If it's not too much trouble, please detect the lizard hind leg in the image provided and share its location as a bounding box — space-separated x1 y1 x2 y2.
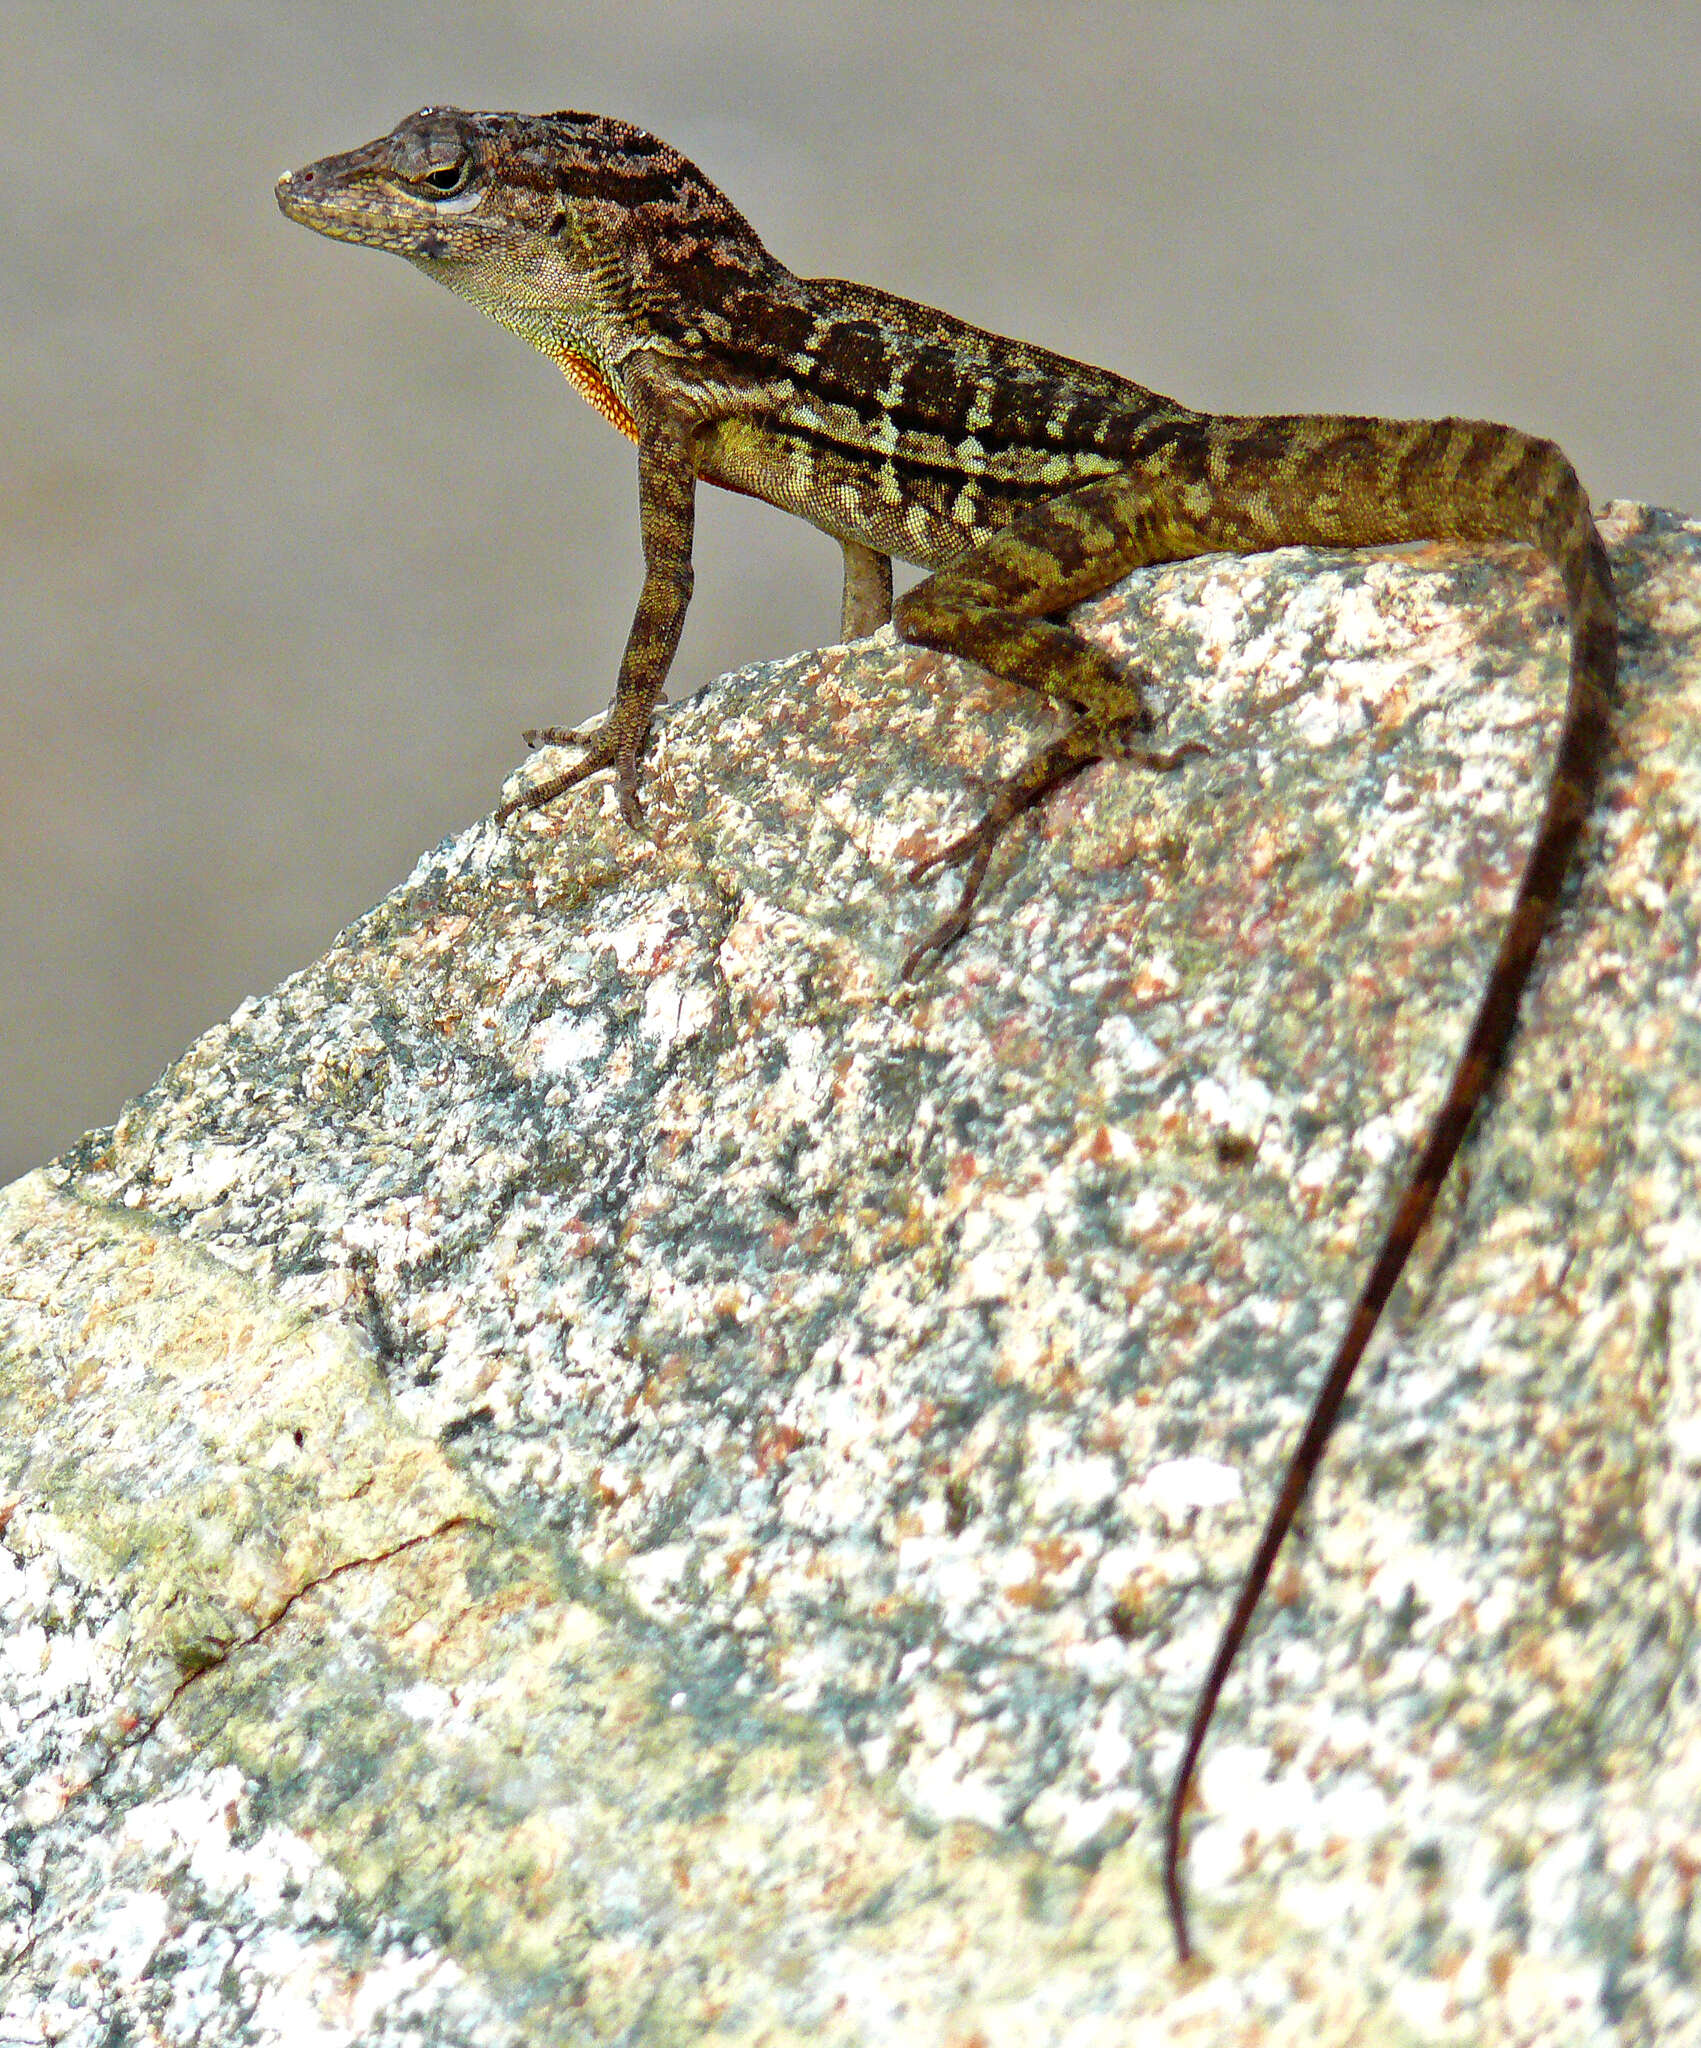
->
893 503 1206 978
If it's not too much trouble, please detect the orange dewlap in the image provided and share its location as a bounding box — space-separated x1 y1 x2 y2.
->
553 346 638 440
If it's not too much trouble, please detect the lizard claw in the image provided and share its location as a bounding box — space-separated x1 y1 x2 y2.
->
901 815 1003 979
908 817 994 886
899 728 1207 978
495 725 644 825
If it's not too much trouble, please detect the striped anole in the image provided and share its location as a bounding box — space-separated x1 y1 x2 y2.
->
277 107 1617 1961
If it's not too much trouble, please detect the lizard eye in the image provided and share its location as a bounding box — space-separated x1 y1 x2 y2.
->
423 159 470 196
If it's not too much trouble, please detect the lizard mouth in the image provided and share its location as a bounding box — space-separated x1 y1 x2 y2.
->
275 162 463 257
276 169 384 249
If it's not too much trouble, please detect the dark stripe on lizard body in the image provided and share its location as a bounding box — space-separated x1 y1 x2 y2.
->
698 411 1132 564
277 107 1618 1966
703 333 1180 495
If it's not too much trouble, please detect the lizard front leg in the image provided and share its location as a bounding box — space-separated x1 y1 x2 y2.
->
839 539 894 640
497 426 698 825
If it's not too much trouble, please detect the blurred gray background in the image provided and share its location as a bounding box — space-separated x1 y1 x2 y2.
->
3 0 1698 1182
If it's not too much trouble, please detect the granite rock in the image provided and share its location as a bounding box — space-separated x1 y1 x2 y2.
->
3 503 1698 2044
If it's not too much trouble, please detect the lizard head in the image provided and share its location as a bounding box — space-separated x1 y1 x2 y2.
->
277 107 784 377
276 107 618 351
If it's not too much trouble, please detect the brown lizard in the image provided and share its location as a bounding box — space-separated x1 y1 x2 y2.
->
276 107 1617 1962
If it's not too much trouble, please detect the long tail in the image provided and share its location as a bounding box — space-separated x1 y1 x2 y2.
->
1161 419 1617 1962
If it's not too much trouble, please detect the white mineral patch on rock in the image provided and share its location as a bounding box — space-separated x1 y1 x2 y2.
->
1139 1456 1243 1523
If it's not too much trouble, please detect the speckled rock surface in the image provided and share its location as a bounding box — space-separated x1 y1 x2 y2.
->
3 502 1698 2045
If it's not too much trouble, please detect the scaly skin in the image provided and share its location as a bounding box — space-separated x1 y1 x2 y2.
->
278 107 1617 1962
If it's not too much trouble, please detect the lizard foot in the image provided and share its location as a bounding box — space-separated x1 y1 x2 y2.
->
899 728 1208 980
496 724 644 828
901 813 1004 979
